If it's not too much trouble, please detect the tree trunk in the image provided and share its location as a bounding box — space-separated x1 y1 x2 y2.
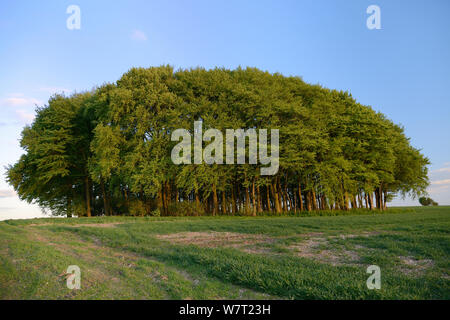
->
231 185 237 215
351 194 357 209
368 192 374 210
306 191 312 211
252 180 257 216
245 186 251 215
343 192 349 210
222 190 227 215
283 182 290 211
85 176 91 217
276 177 283 212
378 185 383 210
236 184 241 213
195 189 201 211
212 183 218 216
100 179 110 216
311 189 318 210
321 194 329 210
271 182 282 213
257 184 262 213
165 181 171 213
298 182 304 211
358 193 363 208
158 187 164 214
161 183 167 215
293 190 297 212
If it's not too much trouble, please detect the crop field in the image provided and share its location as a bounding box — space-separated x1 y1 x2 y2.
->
0 206 449 300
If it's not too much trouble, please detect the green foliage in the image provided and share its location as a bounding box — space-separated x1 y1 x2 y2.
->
6 66 430 217
419 197 439 206
167 201 206 216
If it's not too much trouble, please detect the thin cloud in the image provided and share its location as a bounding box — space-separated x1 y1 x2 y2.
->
0 189 16 198
431 179 450 186
131 29 148 41
16 109 35 124
39 87 72 94
428 184 449 194
432 167 450 173
1 95 42 107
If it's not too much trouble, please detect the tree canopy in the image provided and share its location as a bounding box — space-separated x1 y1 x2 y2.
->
6 66 430 217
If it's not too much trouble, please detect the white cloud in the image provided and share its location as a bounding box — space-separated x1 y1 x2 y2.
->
0 189 16 198
16 109 35 124
2 96 41 107
427 177 450 198
428 184 449 194
39 87 72 94
131 29 148 41
431 179 450 186
1 93 42 109
432 166 450 173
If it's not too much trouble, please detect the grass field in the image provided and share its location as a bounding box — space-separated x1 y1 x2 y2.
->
0 206 449 300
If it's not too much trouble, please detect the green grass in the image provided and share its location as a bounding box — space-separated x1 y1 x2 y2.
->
0 206 449 299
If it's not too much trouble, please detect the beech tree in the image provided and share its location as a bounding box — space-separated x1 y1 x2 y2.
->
7 66 430 217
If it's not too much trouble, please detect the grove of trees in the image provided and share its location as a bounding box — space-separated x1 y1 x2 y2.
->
6 66 430 217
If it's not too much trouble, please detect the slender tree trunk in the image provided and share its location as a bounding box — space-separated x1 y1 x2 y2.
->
283 181 290 211
374 188 379 210
358 193 363 208
236 184 241 213
306 191 312 211
257 184 262 213
321 194 329 210
293 190 297 212
378 185 383 210
222 190 227 215
165 181 171 213
252 180 257 216
312 189 318 210
161 183 166 214
195 189 201 211
212 183 218 216
158 187 164 214
245 186 251 215
231 185 237 215
298 182 304 211
100 179 109 216
343 192 349 210
368 192 374 210
351 195 357 209
266 185 271 212
85 176 91 217
276 177 283 212
271 182 282 213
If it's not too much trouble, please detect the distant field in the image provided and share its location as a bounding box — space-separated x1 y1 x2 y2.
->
0 206 449 299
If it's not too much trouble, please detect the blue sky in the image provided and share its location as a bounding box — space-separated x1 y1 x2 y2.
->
1 0 449 220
